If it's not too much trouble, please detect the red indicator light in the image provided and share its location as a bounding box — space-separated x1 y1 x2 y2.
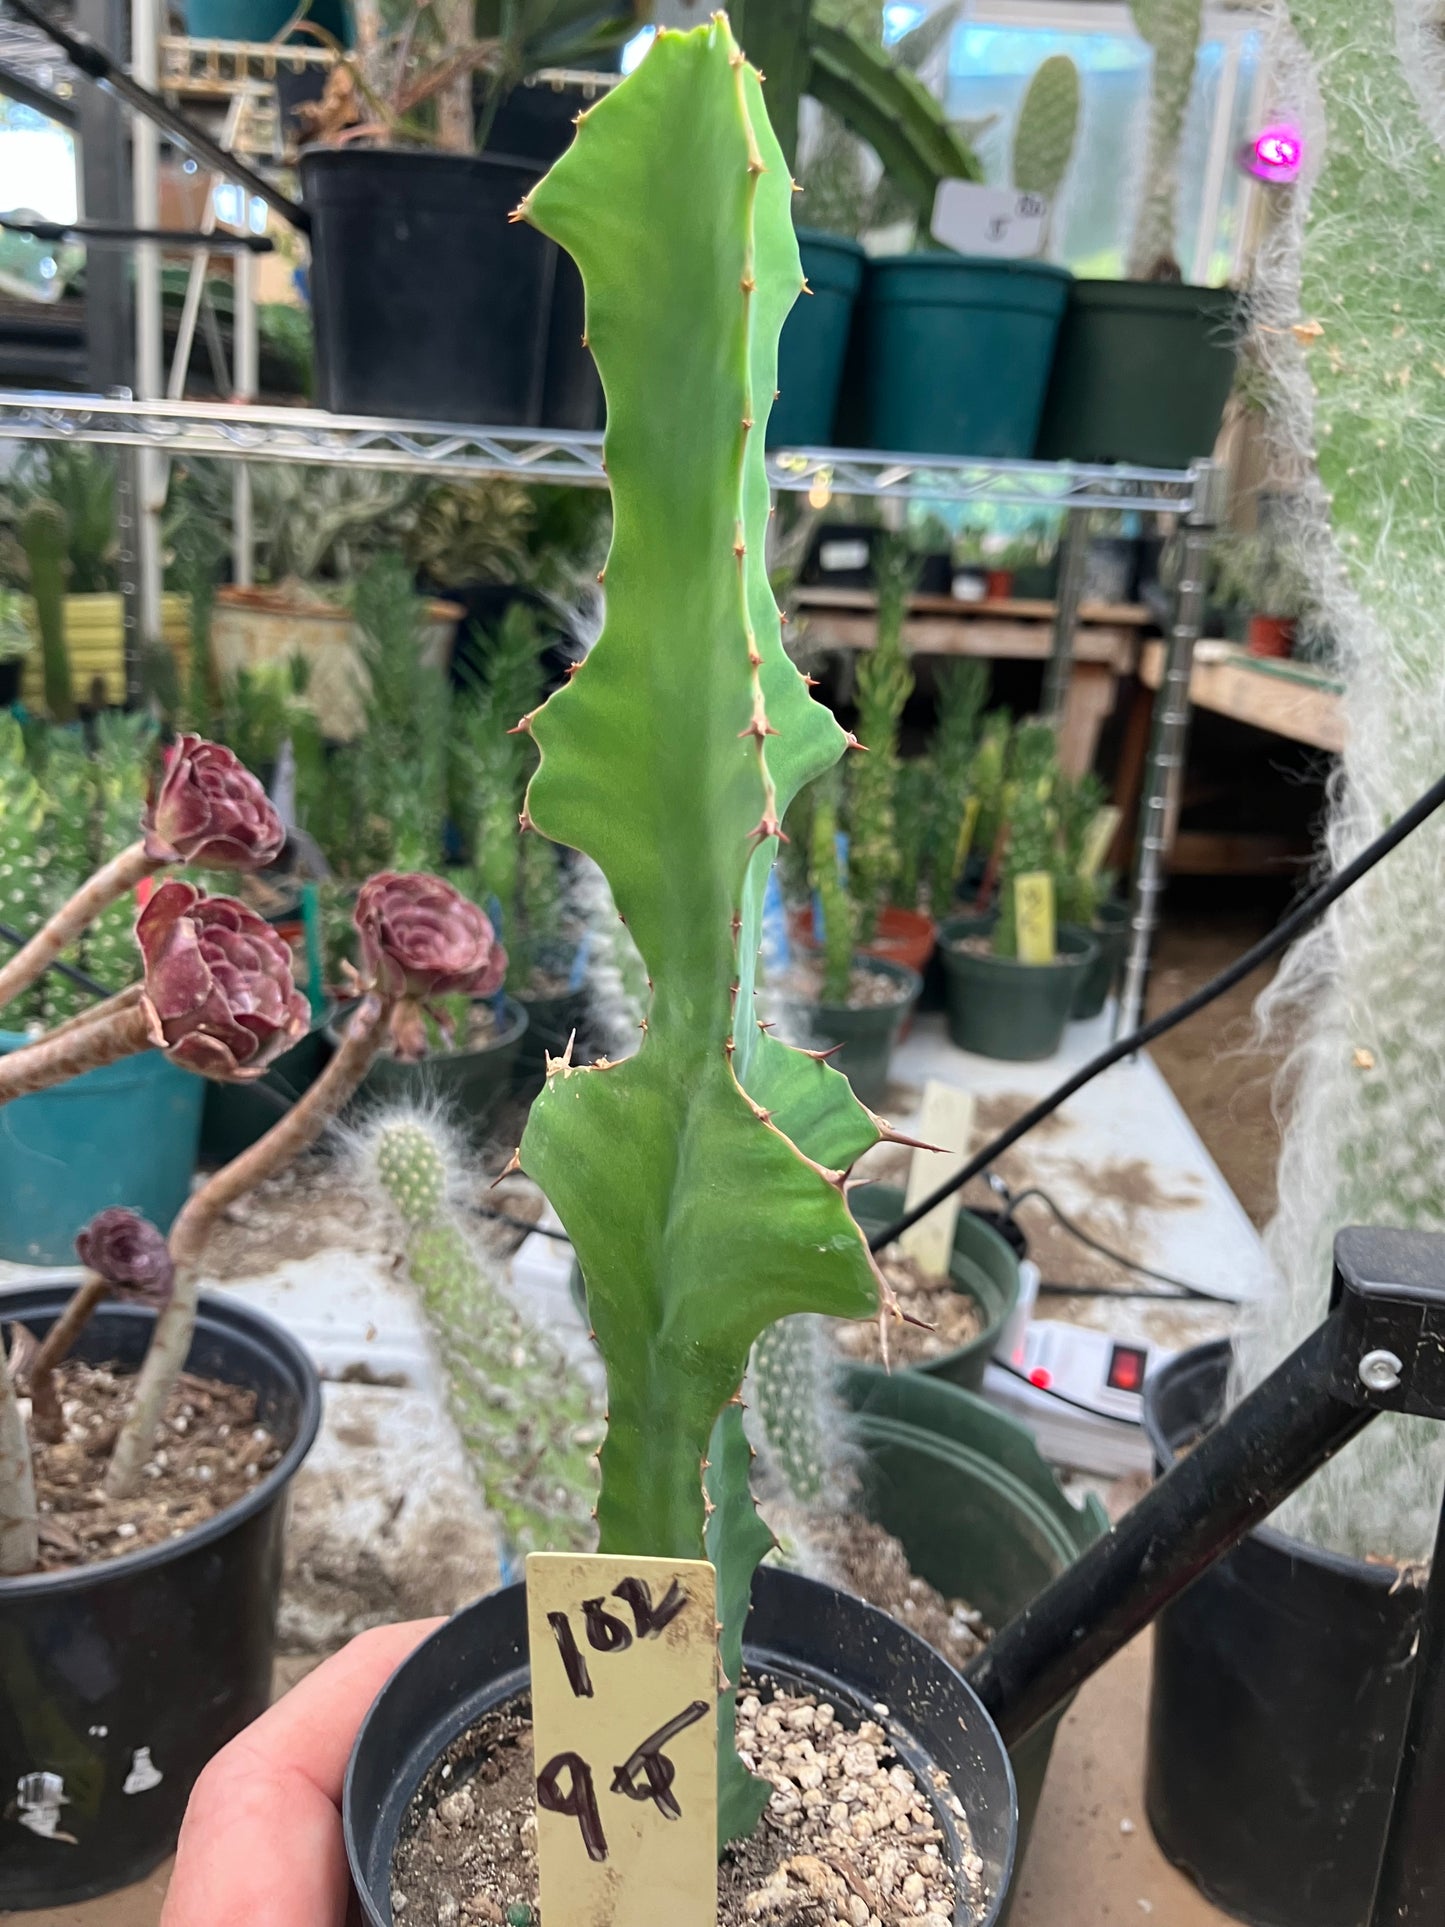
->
1029 1367 1052 1390
1107 1345 1147 1393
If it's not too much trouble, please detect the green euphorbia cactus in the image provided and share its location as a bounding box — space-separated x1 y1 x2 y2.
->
514 16 896 1848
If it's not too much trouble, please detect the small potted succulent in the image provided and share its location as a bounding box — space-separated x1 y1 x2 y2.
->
342 24 1019 1925
0 722 509 1905
940 721 1097 1060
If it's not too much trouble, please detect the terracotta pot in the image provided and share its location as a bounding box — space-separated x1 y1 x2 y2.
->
985 569 1016 601
1246 613 1296 659
209 585 462 740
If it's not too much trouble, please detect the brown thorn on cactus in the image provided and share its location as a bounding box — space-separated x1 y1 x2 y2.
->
507 201 529 224
746 815 787 845
748 647 762 667
791 179 803 195
506 714 533 736
565 658 584 678
877 1127 951 1154
738 718 779 742
801 1041 847 1063
581 332 589 348
700 1457 711 1472
780 611 790 626
727 1390 745 1406
730 911 742 942
802 673 819 689
800 277 813 297
596 567 606 585
845 731 867 752
490 1152 523 1188
757 1018 775 1032
747 157 765 177
724 1037 735 1058
518 807 536 834
741 417 755 432
638 1016 648 1034
733 538 746 559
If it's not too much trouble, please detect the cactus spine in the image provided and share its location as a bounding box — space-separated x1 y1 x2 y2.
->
516 21 890 1847
21 500 74 724
365 1111 600 1554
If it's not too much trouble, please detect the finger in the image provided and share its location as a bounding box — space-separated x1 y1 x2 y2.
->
162 1619 442 1927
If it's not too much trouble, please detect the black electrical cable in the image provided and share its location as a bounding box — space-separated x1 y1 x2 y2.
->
1005 1185 1229 1302
471 1204 571 1241
867 764 1445 1254
991 1355 1141 1427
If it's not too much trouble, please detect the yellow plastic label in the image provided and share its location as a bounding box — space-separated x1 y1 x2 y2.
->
1080 807 1122 879
527 1552 718 1927
1015 871 1056 963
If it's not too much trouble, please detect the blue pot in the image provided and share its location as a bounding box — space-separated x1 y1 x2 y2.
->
0 1033 204 1264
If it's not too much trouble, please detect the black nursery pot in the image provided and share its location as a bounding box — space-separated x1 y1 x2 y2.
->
1143 1341 1423 1927
0 1287 321 1909
300 146 598 428
345 1567 1020 1926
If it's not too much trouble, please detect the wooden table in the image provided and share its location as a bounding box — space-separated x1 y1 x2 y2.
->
793 586 1152 777
1119 640 1345 874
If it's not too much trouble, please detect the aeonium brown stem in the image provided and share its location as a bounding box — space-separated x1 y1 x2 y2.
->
26 1274 109 1445
0 1000 156 1107
37 982 146 1048
0 842 156 1016
0 1326 38 1576
104 992 393 1501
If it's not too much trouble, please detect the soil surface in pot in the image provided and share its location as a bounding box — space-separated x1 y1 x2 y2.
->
390 1682 981 1927
781 965 909 1011
833 1252 985 1370
25 1359 280 1571
802 1514 991 1674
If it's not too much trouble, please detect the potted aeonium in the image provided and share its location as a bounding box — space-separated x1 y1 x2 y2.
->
294 0 649 426
341 26 1017 1925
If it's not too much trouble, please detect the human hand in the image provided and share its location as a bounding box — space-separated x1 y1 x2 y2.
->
161 1619 441 1927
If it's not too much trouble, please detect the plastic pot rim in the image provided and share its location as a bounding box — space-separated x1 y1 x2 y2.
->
0 1289 322 1601
939 920 1098 978
1143 1337 1408 1594
813 955 923 1021
327 994 530 1063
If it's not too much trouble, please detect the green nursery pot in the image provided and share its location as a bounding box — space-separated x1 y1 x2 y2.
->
199 1011 336 1166
940 913 1097 1062
342 997 529 1143
841 1365 1106 1895
1035 279 1239 469
0 1033 205 1264
857 254 1072 459
850 1181 1020 1393
770 230 866 448
1069 899 1131 1022
804 957 921 1110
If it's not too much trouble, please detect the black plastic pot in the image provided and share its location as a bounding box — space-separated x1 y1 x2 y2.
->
1069 899 1130 1022
799 957 921 1109
939 914 1097 1062
344 1565 1020 1926
300 146 598 428
199 1009 335 1166
1143 1341 1422 1927
851 1182 1020 1393
342 997 529 1142
0 1287 321 1908
1035 280 1239 469
0 659 21 708
842 1366 1105 1911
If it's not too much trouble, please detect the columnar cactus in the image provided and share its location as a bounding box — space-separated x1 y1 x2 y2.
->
1127 0 1203 279
21 498 74 724
362 1110 600 1553
847 535 915 940
513 18 895 1845
993 722 1059 959
750 1313 849 1511
809 766 854 1004
927 659 988 917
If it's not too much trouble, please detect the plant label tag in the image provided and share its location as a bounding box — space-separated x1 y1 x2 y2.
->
527 1551 718 1927
1080 807 1122 879
901 1081 977 1276
1014 871 1056 963
932 181 1049 259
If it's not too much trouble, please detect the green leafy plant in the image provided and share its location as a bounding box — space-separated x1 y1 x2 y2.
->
1054 769 1114 928
0 588 34 666
15 445 118 595
729 0 978 219
174 461 422 592
992 720 1059 960
513 20 900 1846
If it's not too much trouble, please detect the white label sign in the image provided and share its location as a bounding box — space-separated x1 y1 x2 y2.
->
932 181 1049 259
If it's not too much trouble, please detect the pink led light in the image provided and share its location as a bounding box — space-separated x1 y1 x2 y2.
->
1247 122 1304 183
